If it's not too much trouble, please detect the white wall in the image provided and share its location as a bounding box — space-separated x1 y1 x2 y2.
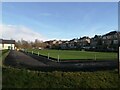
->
0 44 15 50
0 44 2 50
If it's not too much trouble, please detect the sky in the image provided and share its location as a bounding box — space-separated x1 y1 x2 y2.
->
1 2 118 41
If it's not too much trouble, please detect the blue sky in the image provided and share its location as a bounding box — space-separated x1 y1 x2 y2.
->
2 2 118 41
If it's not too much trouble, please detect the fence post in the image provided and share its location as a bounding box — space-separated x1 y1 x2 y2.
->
48 53 49 59
38 52 39 56
58 55 59 62
32 51 33 54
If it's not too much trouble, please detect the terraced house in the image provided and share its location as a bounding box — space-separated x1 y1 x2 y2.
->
45 31 119 51
90 31 120 51
102 31 119 45
0 39 15 50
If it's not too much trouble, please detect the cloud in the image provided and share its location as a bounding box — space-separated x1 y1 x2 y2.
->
0 24 47 41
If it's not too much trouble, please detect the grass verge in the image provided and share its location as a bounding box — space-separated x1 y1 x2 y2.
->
2 67 119 88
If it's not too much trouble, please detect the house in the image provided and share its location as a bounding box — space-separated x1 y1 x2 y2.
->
60 41 69 49
78 36 90 47
0 39 15 50
90 31 120 51
68 39 78 49
90 35 102 48
102 31 119 45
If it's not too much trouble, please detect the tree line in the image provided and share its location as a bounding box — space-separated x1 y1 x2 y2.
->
15 39 47 49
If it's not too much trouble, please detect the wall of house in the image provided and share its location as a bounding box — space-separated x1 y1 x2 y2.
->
0 44 2 50
2 44 15 50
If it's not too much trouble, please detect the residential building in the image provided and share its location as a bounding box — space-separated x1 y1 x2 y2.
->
78 36 90 47
0 39 15 50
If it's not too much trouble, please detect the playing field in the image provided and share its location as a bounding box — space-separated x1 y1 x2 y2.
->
27 49 117 60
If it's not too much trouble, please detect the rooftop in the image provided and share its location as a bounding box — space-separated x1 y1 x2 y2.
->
0 39 15 44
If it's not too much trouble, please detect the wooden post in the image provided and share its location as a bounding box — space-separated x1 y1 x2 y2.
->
38 52 39 56
58 55 59 62
48 53 49 59
32 51 33 54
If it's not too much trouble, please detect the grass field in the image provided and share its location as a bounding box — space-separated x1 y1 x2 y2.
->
27 49 117 60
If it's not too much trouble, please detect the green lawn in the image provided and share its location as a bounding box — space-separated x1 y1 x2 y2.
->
27 49 117 60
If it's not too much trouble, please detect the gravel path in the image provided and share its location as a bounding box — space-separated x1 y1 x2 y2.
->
4 50 47 68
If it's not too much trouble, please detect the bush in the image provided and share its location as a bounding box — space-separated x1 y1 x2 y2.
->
2 67 119 88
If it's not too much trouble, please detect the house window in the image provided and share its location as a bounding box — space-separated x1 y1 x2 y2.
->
113 40 118 44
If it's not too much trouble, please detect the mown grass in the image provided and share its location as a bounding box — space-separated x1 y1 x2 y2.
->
27 49 117 60
2 67 119 88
